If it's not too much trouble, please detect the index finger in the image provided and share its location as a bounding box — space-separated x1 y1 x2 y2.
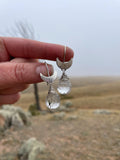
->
2 37 74 61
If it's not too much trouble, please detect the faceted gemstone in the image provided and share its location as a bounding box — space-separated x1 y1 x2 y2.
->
57 73 71 95
46 86 60 109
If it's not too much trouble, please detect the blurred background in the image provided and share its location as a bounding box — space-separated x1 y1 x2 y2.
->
0 0 120 76
0 1 120 160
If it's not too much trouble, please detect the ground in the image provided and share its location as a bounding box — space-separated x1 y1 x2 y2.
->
0 109 120 160
0 77 120 160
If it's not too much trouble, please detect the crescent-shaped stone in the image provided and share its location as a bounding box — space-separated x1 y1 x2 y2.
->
40 71 57 83
56 58 73 70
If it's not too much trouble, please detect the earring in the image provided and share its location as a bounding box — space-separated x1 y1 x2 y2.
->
56 46 73 95
40 62 60 109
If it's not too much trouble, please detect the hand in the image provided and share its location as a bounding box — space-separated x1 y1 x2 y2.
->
0 37 74 105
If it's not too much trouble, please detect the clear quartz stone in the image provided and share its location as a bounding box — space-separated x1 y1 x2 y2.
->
46 85 60 109
57 72 71 95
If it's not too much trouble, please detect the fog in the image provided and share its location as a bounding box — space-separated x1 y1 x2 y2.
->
0 0 120 76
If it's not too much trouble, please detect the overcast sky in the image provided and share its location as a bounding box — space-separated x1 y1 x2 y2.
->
0 0 120 77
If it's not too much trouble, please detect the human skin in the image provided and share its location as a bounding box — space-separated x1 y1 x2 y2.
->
0 37 74 105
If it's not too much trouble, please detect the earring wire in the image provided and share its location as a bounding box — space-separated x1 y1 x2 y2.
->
45 62 50 77
63 46 66 63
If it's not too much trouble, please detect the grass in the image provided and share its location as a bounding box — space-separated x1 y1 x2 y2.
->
1 77 120 160
15 76 120 110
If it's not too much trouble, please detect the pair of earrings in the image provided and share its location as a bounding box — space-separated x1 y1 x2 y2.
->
40 46 73 110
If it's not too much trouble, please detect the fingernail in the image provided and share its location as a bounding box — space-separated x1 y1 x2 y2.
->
36 64 53 76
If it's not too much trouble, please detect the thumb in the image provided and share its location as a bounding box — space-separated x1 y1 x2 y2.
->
0 62 53 89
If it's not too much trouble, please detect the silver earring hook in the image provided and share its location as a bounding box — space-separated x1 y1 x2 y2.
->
63 46 66 63
56 45 72 70
45 61 50 77
40 62 57 84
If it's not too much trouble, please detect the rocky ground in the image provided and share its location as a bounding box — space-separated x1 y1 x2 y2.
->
0 108 120 160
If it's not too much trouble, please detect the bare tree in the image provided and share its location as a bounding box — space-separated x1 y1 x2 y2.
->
8 21 41 111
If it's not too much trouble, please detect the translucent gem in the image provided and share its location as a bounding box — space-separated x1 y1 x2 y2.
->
57 73 71 95
46 86 60 109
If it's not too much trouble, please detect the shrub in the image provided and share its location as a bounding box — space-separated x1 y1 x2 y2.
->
28 104 40 116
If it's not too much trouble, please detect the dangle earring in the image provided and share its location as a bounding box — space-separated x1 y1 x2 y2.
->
56 46 73 95
40 62 60 109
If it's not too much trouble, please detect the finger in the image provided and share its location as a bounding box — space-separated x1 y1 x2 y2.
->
0 62 53 89
0 84 29 95
2 37 74 61
0 93 20 105
10 58 38 63
0 38 10 62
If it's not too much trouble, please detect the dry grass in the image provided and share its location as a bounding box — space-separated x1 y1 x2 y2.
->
1 77 120 160
15 76 120 110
